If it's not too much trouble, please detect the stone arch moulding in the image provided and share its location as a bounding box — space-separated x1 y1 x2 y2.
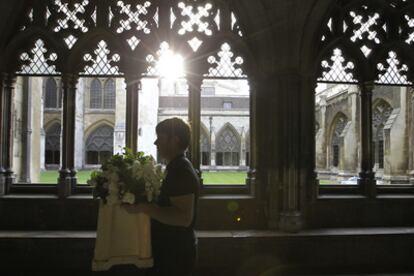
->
4 30 65 75
44 119 62 132
84 120 115 142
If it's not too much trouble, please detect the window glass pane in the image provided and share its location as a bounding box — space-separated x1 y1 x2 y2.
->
11 77 62 184
73 78 122 184
201 79 250 185
45 78 58 108
45 123 61 166
315 83 359 185
103 78 116 109
90 78 102 108
139 78 189 163
372 85 410 185
87 151 99 165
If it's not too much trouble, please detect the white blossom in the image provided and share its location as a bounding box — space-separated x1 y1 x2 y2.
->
121 192 136 204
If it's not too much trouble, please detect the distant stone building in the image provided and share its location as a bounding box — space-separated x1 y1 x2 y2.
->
315 84 412 184
11 76 250 183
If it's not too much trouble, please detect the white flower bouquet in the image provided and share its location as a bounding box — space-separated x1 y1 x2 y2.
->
88 148 163 205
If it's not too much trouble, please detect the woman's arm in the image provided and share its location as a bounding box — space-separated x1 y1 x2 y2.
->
123 194 194 227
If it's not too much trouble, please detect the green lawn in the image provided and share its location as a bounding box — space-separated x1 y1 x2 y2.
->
40 170 94 184
319 179 337 185
40 170 247 185
202 171 247 185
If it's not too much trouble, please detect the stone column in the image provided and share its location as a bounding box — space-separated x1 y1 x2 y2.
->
210 130 216 167
58 73 78 198
256 76 279 228
39 79 45 172
19 77 32 183
277 73 305 232
188 76 203 173
409 88 414 184
384 86 409 183
0 73 5 194
239 127 246 167
408 87 414 185
315 95 327 171
125 74 139 152
341 85 359 176
358 82 376 197
2 74 17 193
114 78 126 155
74 78 85 169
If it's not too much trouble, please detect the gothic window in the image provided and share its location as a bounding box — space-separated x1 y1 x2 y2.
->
331 114 347 168
45 78 61 108
45 123 61 165
103 79 116 109
216 125 240 166
89 78 115 110
316 1 414 191
7 0 251 191
373 100 393 169
200 127 210 166
85 125 114 165
90 79 102 109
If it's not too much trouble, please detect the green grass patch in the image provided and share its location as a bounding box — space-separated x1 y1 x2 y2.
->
40 170 248 185
319 179 337 185
40 170 94 184
202 171 247 185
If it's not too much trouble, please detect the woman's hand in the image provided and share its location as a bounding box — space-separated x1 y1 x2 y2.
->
122 203 151 215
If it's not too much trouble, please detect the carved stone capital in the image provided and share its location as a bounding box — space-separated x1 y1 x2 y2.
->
61 73 79 89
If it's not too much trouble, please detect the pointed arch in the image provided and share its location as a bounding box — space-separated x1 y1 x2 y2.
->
89 78 102 109
372 99 393 169
85 124 114 165
215 123 241 166
103 78 116 109
329 112 348 168
45 78 59 108
45 122 61 166
3 27 65 74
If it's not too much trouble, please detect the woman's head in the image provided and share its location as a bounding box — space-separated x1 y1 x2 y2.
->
154 117 191 160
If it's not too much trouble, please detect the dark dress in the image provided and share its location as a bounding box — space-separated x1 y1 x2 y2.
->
147 154 200 276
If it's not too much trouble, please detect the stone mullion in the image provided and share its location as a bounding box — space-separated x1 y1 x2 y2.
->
96 0 109 28
20 77 32 183
58 73 78 198
33 1 47 27
246 77 257 190
358 82 376 198
0 73 6 194
125 75 139 153
342 86 360 176
410 88 414 184
219 1 231 33
3 74 17 192
302 77 318 202
158 1 170 40
188 76 203 173
278 74 304 233
315 95 327 171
